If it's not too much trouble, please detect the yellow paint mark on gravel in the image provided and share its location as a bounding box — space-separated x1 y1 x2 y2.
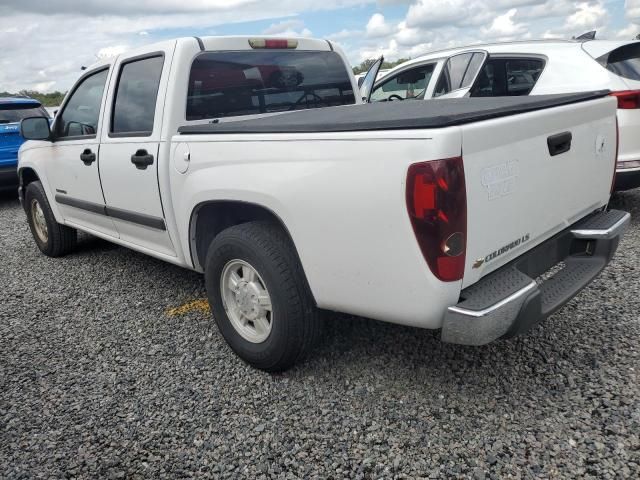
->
165 299 211 317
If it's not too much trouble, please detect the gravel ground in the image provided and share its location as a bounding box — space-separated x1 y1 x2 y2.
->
1 190 640 479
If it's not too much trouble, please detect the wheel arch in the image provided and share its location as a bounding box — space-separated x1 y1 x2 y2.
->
189 200 316 305
17 167 41 206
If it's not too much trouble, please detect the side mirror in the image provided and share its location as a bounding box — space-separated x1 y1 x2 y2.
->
20 117 51 141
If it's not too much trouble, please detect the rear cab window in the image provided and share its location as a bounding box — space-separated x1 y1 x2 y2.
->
186 50 356 120
470 58 545 97
597 43 640 81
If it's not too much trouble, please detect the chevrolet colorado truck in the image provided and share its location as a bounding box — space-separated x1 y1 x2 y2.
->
18 36 629 371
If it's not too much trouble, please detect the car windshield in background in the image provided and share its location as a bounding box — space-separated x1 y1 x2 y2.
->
0 104 49 124
370 64 435 102
186 50 356 120
598 43 640 81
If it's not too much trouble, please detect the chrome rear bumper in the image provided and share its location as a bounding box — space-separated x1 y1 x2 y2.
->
442 210 630 345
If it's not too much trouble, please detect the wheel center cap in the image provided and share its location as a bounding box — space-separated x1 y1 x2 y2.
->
235 282 260 319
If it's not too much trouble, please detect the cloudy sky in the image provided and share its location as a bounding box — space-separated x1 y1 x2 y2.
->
0 0 636 93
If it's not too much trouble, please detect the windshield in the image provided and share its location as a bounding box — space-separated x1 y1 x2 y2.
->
0 104 49 124
186 50 356 120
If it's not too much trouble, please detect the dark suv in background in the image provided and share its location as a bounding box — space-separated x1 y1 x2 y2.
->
0 97 50 193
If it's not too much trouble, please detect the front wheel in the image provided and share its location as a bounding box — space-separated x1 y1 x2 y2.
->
24 181 77 257
204 221 321 372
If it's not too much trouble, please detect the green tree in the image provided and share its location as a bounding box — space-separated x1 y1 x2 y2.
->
353 57 411 75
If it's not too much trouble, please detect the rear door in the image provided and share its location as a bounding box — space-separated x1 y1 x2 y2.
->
99 44 176 256
460 96 617 287
469 57 546 97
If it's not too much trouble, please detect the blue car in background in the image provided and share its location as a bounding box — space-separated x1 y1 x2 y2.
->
0 97 50 193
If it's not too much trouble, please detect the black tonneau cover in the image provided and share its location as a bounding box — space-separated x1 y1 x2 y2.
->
178 91 610 135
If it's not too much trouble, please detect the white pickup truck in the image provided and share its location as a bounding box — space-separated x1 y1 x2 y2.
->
18 36 629 371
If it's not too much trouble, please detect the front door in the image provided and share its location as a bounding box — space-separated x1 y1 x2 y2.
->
432 51 488 99
45 66 119 237
98 46 176 256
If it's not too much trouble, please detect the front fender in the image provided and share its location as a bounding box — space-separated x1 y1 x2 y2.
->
18 142 64 223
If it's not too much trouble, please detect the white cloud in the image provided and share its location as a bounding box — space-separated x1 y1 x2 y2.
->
482 8 528 39
564 1 608 32
616 23 638 39
32 81 56 92
405 0 491 29
0 0 626 91
366 13 394 37
327 28 362 40
0 0 364 92
96 45 129 59
263 19 304 34
626 0 640 22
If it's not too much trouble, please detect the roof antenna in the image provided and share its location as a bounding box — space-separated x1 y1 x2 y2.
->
80 66 87 71
574 30 596 40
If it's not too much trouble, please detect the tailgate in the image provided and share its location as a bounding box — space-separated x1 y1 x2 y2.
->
461 96 617 288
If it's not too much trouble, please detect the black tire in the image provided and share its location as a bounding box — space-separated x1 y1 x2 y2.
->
204 221 321 372
24 181 77 257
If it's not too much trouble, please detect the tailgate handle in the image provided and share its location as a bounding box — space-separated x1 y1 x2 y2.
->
547 132 572 157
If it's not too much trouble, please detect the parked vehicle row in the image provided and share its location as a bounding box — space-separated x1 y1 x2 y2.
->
366 39 640 190
15 35 629 371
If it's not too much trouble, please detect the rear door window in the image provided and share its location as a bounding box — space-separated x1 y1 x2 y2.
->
111 55 164 136
370 64 436 102
470 58 545 97
597 43 640 81
434 52 485 97
186 51 356 120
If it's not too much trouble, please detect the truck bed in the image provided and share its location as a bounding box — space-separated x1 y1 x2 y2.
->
178 90 610 134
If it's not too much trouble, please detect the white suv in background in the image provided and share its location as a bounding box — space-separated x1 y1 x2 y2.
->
369 40 640 190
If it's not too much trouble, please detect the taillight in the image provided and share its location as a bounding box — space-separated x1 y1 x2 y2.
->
406 157 467 282
248 38 298 49
610 90 640 109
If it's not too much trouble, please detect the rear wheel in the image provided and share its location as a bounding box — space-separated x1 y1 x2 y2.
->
204 221 321 372
24 181 77 257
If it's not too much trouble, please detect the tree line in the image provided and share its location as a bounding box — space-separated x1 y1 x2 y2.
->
352 58 411 75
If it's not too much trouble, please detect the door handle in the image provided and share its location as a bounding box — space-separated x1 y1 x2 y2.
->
547 132 572 157
131 149 154 170
80 149 96 166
